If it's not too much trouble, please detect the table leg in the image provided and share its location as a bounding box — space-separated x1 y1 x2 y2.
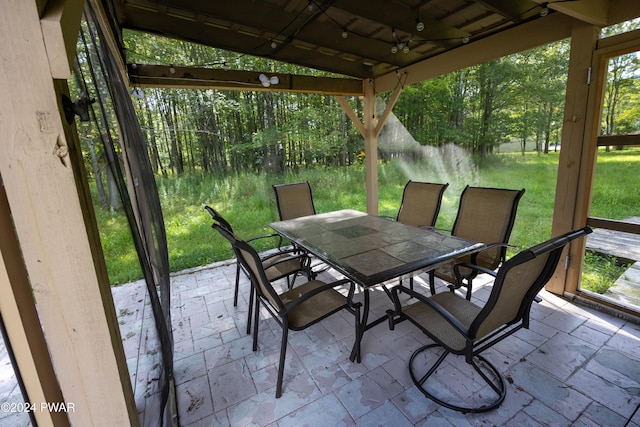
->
350 288 368 362
349 284 398 362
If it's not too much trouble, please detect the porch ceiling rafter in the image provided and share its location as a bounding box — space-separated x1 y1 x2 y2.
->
127 64 364 95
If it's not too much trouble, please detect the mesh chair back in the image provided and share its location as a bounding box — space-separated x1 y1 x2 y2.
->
397 181 448 227
213 224 284 311
451 186 525 269
471 227 592 340
273 182 316 220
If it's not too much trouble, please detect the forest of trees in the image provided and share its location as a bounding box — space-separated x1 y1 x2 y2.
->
73 22 640 209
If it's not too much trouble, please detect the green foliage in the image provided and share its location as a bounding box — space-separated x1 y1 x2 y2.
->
591 148 640 219
97 149 639 287
581 252 630 294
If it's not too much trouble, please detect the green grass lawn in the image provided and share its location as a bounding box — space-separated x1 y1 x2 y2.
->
95 148 639 292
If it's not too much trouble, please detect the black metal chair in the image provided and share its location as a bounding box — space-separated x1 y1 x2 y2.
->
388 227 592 413
393 181 448 290
272 181 329 273
273 181 316 221
215 224 362 398
396 181 449 228
429 186 525 298
205 206 312 333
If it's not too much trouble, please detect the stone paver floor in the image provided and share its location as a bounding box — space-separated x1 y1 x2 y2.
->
2 258 640 426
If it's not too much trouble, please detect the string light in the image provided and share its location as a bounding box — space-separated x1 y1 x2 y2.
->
540 3 550 17
416 18 424 32
390 28 411 54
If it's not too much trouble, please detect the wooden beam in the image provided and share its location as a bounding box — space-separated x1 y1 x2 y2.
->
587 217 640 234
128 64 364 96
336 96 366 137
375 85 403 138
531 0 610 27
375 12 575 93
597 134 640 146
608 0 640 26
39 0 84 78
0 1 138 425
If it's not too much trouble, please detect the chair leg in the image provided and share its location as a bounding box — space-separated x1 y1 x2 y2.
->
428 271 436 295
234 264 241 306
252 297 260 351
275 326 289 398
246 286 254 335
409 344 506 413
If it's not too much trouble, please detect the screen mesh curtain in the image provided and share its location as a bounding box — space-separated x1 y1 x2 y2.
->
81 5 175 426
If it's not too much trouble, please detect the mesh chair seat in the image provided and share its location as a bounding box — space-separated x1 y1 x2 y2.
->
264 253 308 282
403 292 482 351
279 280 349 329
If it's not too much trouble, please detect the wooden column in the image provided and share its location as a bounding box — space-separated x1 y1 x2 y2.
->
363 79 379 214
0 183 69 427
337 81 402 215
546 21 600 294
0 1 138 425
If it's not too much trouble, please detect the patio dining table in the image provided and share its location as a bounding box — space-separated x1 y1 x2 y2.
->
270 209 484 361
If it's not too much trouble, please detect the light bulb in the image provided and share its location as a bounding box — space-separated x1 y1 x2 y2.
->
271 41 277 49
391 45 398 54
416 19 424 32
270 76 279 85
540 6 549 17
462 36 470 44
342 29 348 39
403 45 410 54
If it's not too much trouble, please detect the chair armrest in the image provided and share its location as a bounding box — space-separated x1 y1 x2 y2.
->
453 262 497 280
261 250 310 271
389 285 469 336
246 232 284 250
468 242 516 264
424 226 451 233
281 279 360 313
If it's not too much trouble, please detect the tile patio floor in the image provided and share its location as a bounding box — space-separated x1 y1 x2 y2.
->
119 259 640 427
2 258 640 426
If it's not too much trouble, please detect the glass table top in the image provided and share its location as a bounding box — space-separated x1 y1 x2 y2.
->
270 210 484 287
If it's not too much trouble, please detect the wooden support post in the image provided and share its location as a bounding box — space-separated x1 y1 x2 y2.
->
0 183 70 427
0 1 138 425
337 81 403 215
363 80 378 215
547 21 600 294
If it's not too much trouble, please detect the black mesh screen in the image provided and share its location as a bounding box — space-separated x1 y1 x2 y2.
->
80 5 175 425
